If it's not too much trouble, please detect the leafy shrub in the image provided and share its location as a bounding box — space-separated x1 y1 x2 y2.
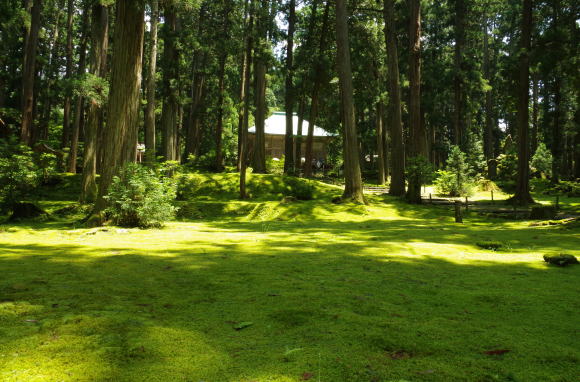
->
531 142 553 177
477 178 500 192
104 163 177 228
496 153 518 182
552 181 580 197
434 146 474 196
0 138 40 210
476 241 503 251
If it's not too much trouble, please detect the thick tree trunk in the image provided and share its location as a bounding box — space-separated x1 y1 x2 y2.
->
253 58 267 172
304 1 330 178
453 0 466 148
574 132 580 179
512 0 534 205
383 0 405 196
160 5 180 161
240 2 254 199
20 0 42 145
144 0 159 164
284 0 296 173
94 0 145 214
335 0 364 203
406 0 426 204
80 2 108 203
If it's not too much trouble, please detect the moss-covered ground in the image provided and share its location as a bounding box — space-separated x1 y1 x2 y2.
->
1 173 579 381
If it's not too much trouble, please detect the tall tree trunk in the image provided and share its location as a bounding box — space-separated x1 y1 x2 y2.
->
94 0 145 215
294 97 305 170
215 0 231 171
453 0 466 148
406 0 426 203
512 0 534 204
38 2 64 143
20 0 42 145
531 72 539 157
376 102 386 185
62 0 74 150
551 77 562 183
80 2 108 203
160 5 180 161
253 58 267 172
383 0 405 196
184 59 206 160
335 0 364 203
573 131 580 179
304 1 330 177
236 2 250 172
483 20 496 179
67 9 89 173
215 52 227 171
240 0 254 199
144 0 159 163
284 0 296 173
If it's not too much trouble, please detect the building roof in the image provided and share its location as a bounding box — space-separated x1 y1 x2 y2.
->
248 111 336 137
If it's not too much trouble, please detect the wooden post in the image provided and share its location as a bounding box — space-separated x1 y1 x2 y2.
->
491 190 494 203
465 196 469 211
429 193 432 204
455 201 463 223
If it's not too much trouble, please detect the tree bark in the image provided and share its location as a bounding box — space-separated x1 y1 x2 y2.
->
406 0 426 203
284 0 296 173
453 0 466 148
61 0 74 150
304 0 329 178
551 77 562 183
383 0 405 195
144 0 159 164
215 52 227 171
512 0 534 205
20 0 42 145
38 1 64 143
160 4 180 161
67 9 89 173
531 72 539 157
376 102 386 185
94 0 145 215
335 0 364 203
80 2 109 203
483 20 497 179
294 97 305 170
240 0 254 199
253 57 267 172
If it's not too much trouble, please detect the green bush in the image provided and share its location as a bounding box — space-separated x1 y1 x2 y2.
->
0 138 41 210
531 142 553 177
104 163 177 228
434 146 474 196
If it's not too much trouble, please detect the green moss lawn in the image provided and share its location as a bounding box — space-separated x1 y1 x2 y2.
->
1 174 579 381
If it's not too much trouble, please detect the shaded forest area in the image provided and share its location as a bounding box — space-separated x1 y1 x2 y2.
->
0 0 579 212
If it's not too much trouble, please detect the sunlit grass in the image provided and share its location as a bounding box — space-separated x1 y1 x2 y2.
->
0 174 578 381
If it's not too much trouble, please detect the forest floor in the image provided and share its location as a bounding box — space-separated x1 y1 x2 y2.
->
0 173 579 381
